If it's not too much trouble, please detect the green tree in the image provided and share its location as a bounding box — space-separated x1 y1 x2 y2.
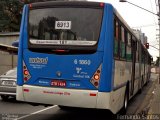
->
21 0 60 4
0 0 67 32
0 0 23 32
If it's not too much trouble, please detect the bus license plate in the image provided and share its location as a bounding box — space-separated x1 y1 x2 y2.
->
51 80 66 87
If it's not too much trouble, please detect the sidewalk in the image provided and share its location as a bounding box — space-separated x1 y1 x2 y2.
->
148 74 160 118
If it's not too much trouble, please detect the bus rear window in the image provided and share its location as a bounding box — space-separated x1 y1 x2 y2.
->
29 7 103 47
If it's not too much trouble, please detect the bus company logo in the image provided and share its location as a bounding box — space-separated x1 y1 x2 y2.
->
29 57 48 64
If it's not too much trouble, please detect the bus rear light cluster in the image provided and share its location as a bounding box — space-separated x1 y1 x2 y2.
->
90 64 102 88
23 61 31 82
29 4 32 8
99 3 104 7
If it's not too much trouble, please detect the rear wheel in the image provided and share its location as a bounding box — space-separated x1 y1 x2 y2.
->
58 105 72 110
1 95 9 101
59 105 79 111
138 77 143 94
120 89 129 114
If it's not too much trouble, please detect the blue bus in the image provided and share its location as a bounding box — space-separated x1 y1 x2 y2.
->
16 1 152 114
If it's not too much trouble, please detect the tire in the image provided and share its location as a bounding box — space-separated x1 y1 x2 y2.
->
145 75 149 86
120 90 129 114
138 79 143 94
138 83 142 94
58 105 78 111
1 95 9 101
58 105 72 110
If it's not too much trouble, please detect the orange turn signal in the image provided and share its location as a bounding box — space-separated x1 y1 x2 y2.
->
94 74 100 80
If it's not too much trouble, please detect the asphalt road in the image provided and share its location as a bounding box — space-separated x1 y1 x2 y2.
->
0 100 114 120
0 73 158 120
0 97 47 119
126 73 158 115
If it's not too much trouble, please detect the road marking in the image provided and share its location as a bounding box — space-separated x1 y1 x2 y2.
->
17 105 58 120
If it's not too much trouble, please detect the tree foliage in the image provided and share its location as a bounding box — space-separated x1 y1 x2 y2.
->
0 0 68 32
0 0 23 32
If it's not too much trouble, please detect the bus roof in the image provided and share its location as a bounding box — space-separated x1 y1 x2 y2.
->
30 1 104 9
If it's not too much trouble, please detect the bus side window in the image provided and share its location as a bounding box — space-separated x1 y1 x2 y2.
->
120 26 126 60
141 47 144 63
114 19 119 59
136 42 139 62
126 33 132 61
132 36 137 62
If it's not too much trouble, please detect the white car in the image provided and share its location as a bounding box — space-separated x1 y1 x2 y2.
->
0 67 17 100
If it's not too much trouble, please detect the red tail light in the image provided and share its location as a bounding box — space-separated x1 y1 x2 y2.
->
55 50 66 52
29 4 32 8
94 82 99 87
52 49 69 53
24 77 28 82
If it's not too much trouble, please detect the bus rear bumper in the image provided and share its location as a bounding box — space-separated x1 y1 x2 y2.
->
16 85 102 108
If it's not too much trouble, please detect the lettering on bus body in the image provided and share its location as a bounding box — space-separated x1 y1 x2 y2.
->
43 90 71 96
73 59 91 79
74 59 91 65
29 57 48 69
29 57 48 64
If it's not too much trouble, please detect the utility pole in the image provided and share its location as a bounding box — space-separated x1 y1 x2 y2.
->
158 0 160 84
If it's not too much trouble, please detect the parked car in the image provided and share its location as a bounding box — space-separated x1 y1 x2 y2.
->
0 67 17 100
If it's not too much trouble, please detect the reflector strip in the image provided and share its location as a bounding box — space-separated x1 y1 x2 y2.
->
23 89 29 92
90 93 97 96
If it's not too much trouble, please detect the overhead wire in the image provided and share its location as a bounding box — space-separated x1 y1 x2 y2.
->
132 24 158 28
